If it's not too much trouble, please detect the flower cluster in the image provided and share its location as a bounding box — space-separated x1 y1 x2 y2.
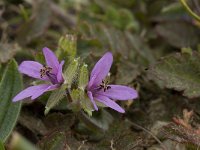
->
13 48 138 113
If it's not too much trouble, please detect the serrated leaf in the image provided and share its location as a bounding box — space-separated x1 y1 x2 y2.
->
148 52 200 98
45 84 67 115
0 60 22 142
78 63 88 90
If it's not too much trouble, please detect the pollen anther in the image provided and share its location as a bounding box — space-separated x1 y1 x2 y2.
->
99 79 111 92
40 66 52 78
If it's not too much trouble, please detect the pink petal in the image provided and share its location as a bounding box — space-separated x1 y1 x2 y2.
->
87 91 98 110
56 60 64 83
97 85 138 100
94 94 125 113
19 61 48 80
43 47 59 74
88 52 113 89
12 84 53 102
31 84 59 99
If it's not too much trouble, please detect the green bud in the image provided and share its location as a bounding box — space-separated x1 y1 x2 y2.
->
80 95 93 116
71 89 82 101
63 58 79 87
78 63 89 90
57 34 77 61
69 88 93 116
44 84 67 115
181 47 192 55
67 89 83 112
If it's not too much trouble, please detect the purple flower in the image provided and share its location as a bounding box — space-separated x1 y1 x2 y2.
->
87 52 138 113
12 47 64 102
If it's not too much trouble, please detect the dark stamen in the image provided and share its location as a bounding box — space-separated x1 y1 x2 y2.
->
99 79 111 92
40 66 58 84
40 66 52 78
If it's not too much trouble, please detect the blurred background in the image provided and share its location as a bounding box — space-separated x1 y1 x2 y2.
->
1 0 200 149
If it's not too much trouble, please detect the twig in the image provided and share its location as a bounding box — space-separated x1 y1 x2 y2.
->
179 0 200 22
77 140 87 150
128 120 168 150
110 139 116 150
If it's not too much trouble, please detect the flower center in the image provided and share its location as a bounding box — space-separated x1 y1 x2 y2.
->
40 66 52 78
99 79 111 92
40 66 58 84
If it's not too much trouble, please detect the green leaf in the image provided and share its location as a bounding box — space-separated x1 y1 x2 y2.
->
16 0 51 45
161 2 182 14
57 34 77 62
181 47 193 55
70 89 84 104
38 131 67 150
79 110 113 131
0 42 20 63
78 63 88 90
155 21 200 48
118 9 139 31
63 58 79 87
148 52 200 98
0 64 3 81
0 141 5 150
67 89 82 112
43 113 74 131
45 84 67 115
0 60 22 142
68 89 93 115
116 60 140 85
